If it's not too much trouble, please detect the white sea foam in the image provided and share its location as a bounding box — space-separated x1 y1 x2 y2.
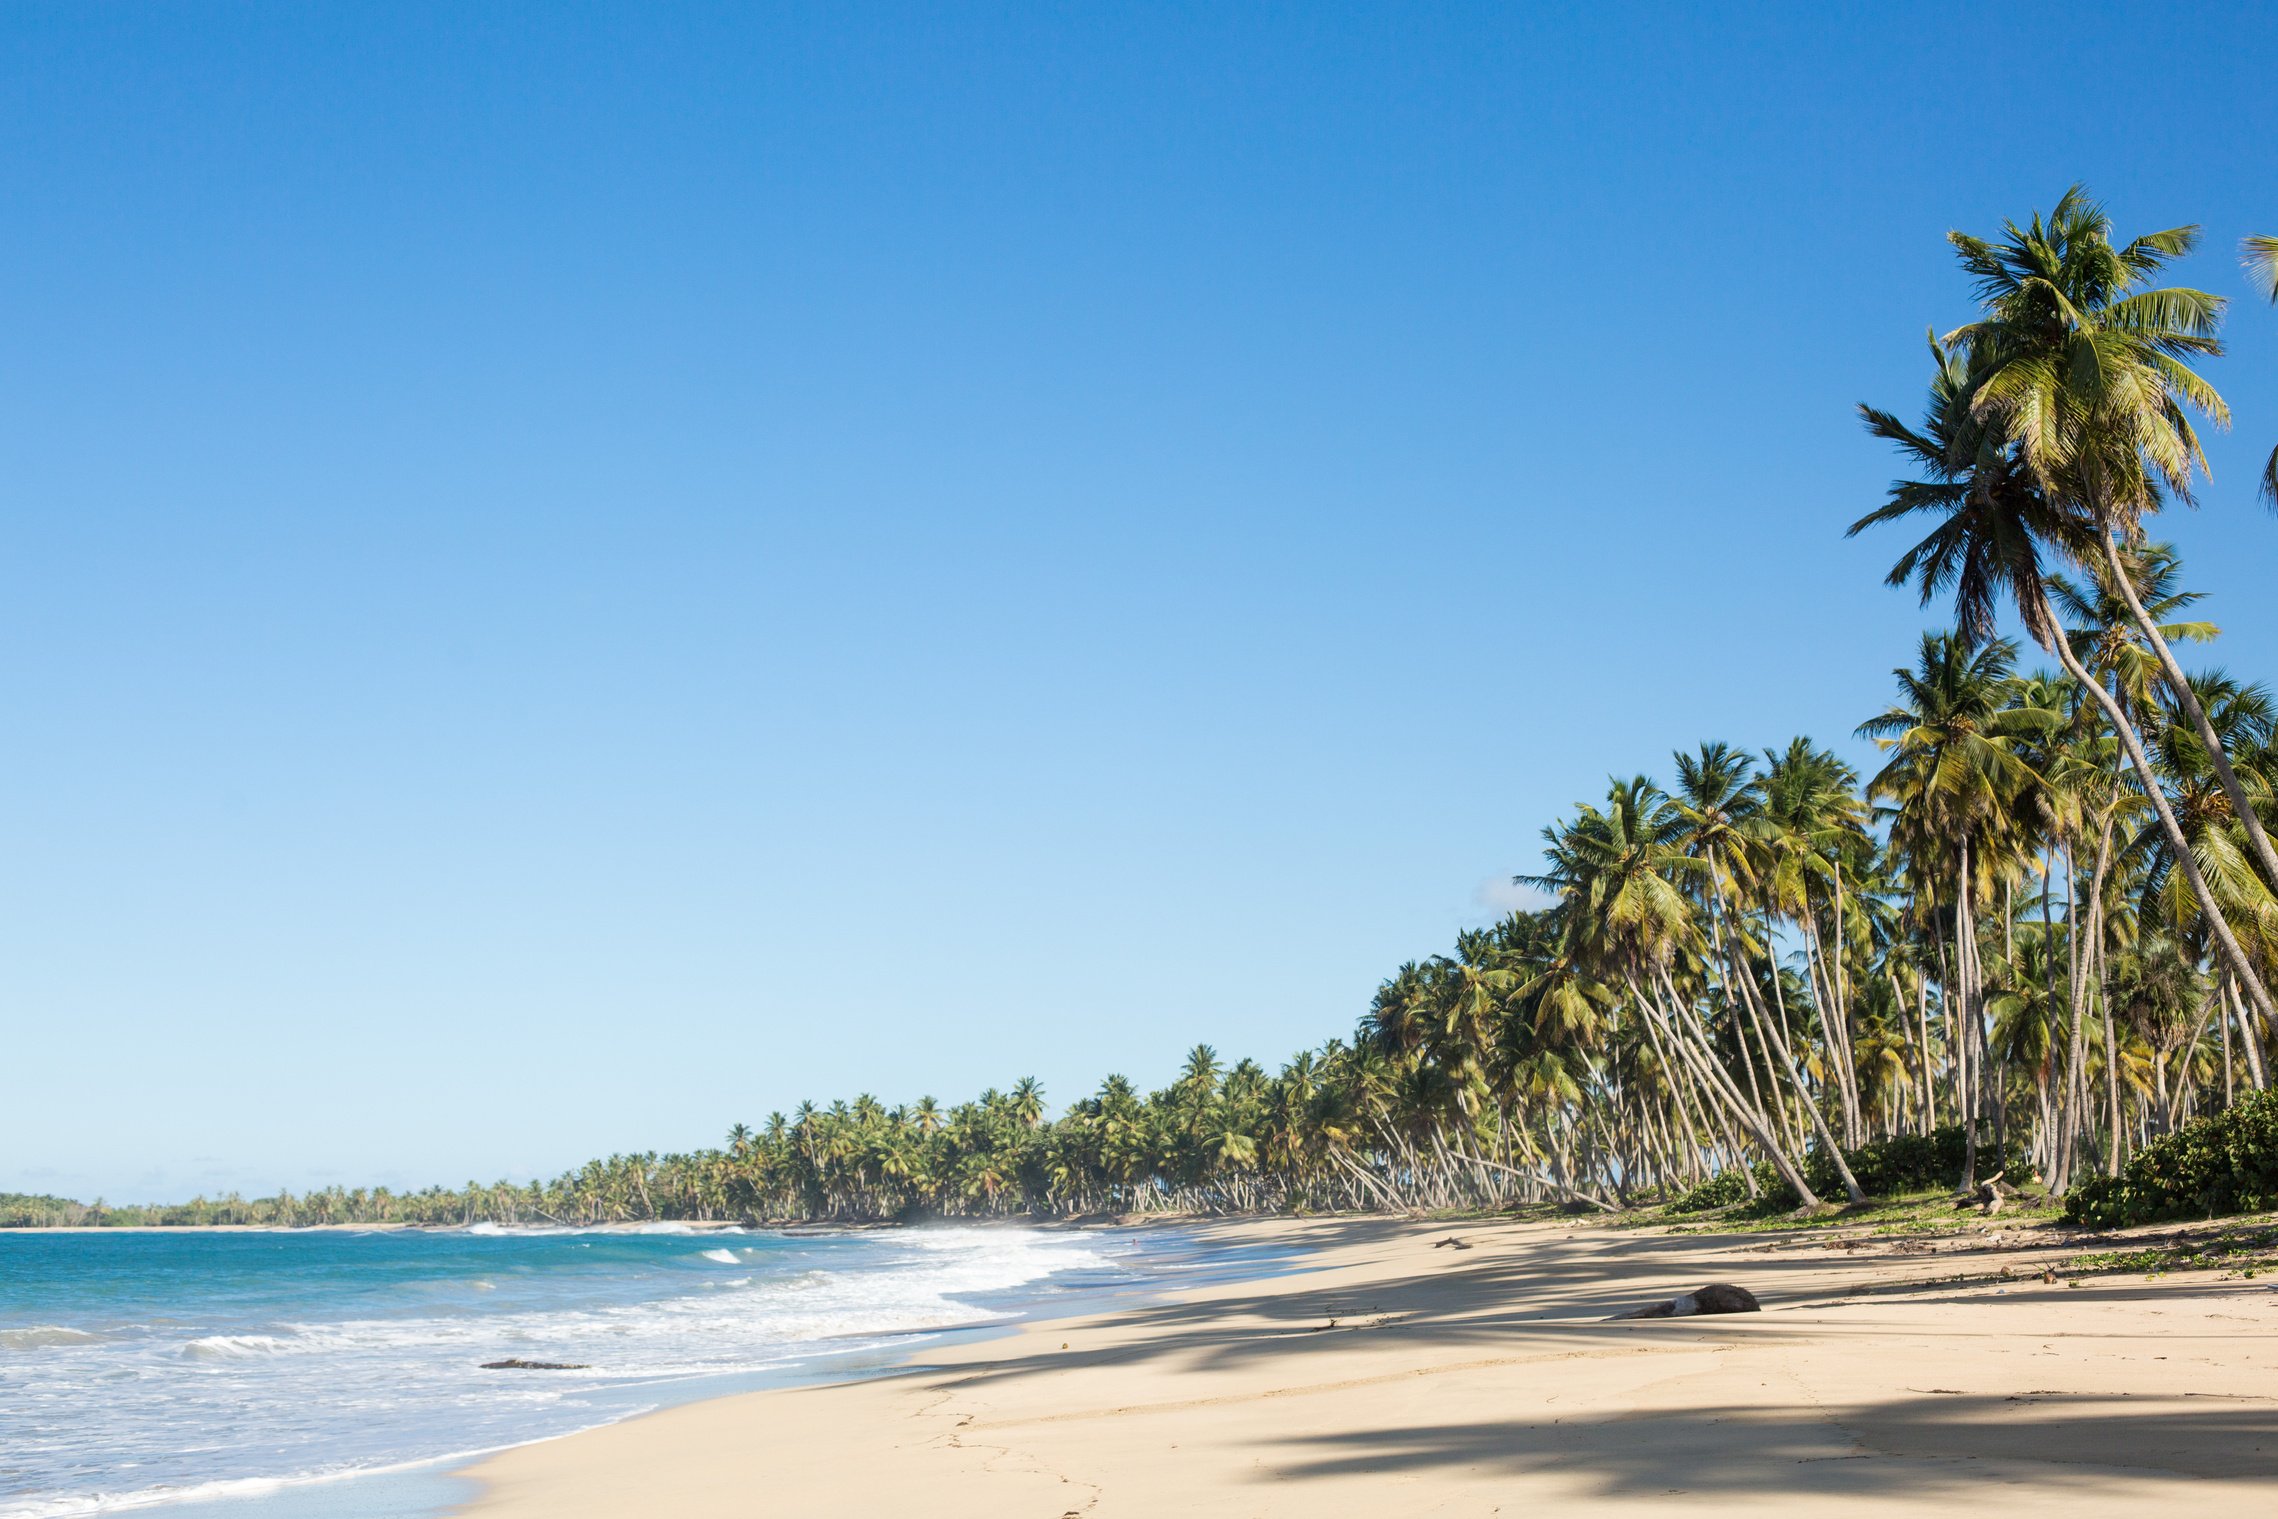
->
2 1224 1151 1519
179 1333 299 1361
0 1434 595 1519
0 1327 106 1351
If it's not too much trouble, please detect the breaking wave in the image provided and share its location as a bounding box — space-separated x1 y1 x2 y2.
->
1 1224 1159 1519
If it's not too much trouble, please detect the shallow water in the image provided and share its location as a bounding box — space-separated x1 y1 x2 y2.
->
0 1222 1246 1517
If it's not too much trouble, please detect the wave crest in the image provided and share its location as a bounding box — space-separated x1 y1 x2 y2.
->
181 1333 298 1361
0 1325 106 1351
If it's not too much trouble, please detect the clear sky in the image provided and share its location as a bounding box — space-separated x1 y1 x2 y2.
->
7 3 2278 1202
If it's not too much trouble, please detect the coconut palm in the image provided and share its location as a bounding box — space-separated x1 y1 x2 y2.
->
1949 188 2278 910
1855 216 2278 1032
1858 633 2053 1186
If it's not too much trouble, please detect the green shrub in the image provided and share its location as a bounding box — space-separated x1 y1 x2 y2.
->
1664 1125 2026 1216
2063 1092 2278 1228
1666 1166 1765 1214
1814 1126 2030 1198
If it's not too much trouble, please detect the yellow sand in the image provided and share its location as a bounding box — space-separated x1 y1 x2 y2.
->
457 1215 2278 1516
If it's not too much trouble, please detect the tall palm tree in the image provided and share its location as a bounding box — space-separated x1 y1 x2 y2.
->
1670 742 1866 1199
1759 737 1878 1144
1527 778 1823 1204
1855 215 2278 1032
1950 188 2278 907
1858 633 2052 1186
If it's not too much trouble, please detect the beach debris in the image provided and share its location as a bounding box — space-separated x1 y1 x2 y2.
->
480 1358 590 1370
1432 1236 1473 1250
1953 1171 2020 1216
1608 1283 1760 1320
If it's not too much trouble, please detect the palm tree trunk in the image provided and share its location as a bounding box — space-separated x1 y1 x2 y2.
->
1761 901 1800 1055
1800 908 1865 1144
1992 877 2012 1160
1955 842 1979 1190
1718 928 1866 1203
1931 919 1958 1131
1886 963 1928 1134
1654 965 1825 1205
2096 890 2122 1178
1729 956 1804 1157
2035 844 2065 1188
2232 975 2269 1092
2056 838 2090 1192
1729 972 1794 1153
1831 860 1864 1145
1631 969 1820 1206
2042 592 2278 1030
2221 974 2237 1106
1911 965 1937 1134
1632 1001 1728 1194
1699 876 1806 1157
2099 528 2278 899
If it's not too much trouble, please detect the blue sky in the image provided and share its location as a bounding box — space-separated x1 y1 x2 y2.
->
7 3 2278 1201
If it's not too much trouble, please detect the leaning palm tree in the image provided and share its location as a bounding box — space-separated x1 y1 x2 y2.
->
1854 213 2278 1032
1528 778 1824 1205
2050 543 2219 719
1950 188 2278 907
1758 737 1877 1145
1670 741 1866 1198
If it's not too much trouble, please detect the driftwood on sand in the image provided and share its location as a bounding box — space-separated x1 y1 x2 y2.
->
1954 1171 2020 1216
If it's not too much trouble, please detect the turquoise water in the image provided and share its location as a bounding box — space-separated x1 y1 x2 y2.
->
0 1223 1237 1517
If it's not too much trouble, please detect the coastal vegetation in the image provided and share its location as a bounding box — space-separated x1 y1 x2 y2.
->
19 188 2278 1232
2063 1090 2278 1227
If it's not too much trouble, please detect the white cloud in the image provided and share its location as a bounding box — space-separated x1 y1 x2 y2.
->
1474 876 1552 917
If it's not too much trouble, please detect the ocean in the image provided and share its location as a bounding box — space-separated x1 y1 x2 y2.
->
0 1221 1254 1518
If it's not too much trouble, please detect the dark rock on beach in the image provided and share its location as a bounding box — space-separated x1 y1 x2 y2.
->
480 1358 590 1370
1609 1283 1760 1320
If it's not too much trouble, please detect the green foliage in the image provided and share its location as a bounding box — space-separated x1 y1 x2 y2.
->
1666 1127 2030 1217
1666 1167 1764 1214
0 1193 89 1228
1820 1126 2032 1197
2064 1225 2278 1274
2063 1093 2278 1228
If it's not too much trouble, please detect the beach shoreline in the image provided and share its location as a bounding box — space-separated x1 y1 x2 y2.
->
452 1210 2278 1517
1 1216 1240 1519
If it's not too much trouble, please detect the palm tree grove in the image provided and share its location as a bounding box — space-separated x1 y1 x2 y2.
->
18 189 2278 1233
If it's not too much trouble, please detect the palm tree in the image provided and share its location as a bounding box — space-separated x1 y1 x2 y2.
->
1528 777 1823 1204
1670 742 1866 1199
1758 738 1878 1144
1855 207 2278 1034
1858 633 2052 1186
1950 188 2278 909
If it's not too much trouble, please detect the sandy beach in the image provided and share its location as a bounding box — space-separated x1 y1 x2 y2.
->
455 1213 2278 1516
